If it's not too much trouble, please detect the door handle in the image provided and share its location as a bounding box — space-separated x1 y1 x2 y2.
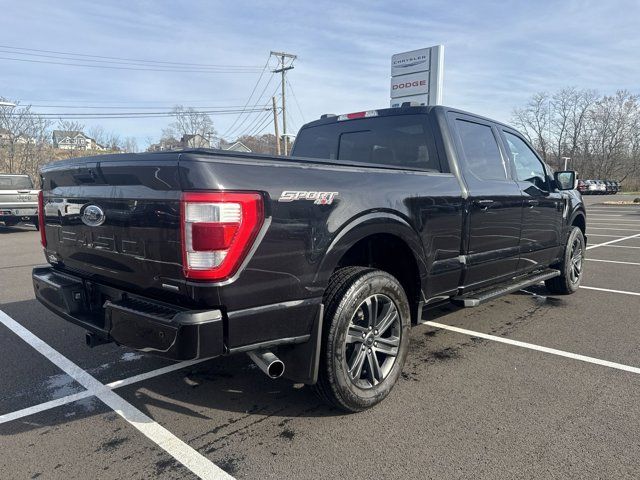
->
474 199 494 211
527 199 539 208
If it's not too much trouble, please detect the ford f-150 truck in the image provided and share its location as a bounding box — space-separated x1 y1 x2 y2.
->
0 174 39 228
32 105 586 411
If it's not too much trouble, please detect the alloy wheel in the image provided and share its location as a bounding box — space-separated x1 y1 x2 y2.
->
343 294 401 389
569 237 583 284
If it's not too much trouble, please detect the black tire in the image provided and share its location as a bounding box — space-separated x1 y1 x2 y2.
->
314 267 411 412
545 226 585 295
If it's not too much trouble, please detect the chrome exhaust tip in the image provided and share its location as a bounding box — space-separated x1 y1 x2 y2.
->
247 350 285 379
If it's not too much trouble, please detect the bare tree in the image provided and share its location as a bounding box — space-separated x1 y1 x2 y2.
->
513 88 640 189
122 136 138 153
0 99 54 179
230 134 279 155
512 92 551 162
164 105 217 143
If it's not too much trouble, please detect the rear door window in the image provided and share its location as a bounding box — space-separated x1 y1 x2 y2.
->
454 119 507 181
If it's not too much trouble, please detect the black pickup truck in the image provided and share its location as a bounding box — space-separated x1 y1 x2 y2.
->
33 105 586 411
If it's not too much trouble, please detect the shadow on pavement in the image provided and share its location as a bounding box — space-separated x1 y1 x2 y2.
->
0 298 342 437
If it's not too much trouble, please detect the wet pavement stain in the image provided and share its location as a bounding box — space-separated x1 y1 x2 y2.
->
278 427 295 440
428 347 460 361
154 458 179 476
218 455 245 475
95 436 130 452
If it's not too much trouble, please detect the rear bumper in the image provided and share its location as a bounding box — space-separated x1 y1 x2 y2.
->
32 266 225 360
0 207 38 218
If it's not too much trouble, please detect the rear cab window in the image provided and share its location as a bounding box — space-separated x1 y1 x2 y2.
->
292 113 443 172
0 175 34 190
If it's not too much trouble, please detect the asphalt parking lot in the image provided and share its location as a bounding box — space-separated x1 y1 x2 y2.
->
1 195 640 479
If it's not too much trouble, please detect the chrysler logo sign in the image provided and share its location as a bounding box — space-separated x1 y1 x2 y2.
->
81 205 106 227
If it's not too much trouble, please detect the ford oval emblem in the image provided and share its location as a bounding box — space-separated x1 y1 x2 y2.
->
81 205 106 227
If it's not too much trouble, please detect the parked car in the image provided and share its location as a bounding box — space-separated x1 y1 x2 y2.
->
583 180 598 195
577 179 587 194
0 174 39 228
594 180 607 194
612 181 621 194
605 180 615 195
33 105 587 411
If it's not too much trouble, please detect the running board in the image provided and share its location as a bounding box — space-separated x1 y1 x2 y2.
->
452 269 561 307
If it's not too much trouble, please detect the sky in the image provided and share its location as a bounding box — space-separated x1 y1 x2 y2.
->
1 0 639 149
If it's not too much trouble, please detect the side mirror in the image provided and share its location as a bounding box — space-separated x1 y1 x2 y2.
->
554 171 577 190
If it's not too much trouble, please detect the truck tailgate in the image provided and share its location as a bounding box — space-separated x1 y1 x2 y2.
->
40 155 184 296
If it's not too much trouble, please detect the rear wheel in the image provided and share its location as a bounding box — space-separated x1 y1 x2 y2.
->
314 267 411 412
545 226 585 294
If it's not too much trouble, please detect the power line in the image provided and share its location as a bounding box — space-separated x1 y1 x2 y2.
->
223 71 279 139
236 108 274 138
22 98 247 104
0 56 261 73
286 77 306 124
252 111 279 136
18 108 270 120
0 44 263 69
221 56 273 139
0 50 261 72
24 104 255 109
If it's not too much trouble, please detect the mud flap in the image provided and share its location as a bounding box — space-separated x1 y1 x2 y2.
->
278 304 324 385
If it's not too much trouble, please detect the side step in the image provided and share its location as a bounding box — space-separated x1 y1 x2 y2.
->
452 269 560 307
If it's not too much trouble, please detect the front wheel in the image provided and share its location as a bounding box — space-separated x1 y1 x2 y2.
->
314 267 411 412
545 226 585 294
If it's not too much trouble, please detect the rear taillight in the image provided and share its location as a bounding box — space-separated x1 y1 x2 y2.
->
38 191 46 247
180 192 264 281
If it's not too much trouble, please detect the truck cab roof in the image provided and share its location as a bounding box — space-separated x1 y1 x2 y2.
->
304 105 511 131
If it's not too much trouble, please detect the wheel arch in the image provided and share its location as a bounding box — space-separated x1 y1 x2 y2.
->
314 212 427 322
569 209 587 242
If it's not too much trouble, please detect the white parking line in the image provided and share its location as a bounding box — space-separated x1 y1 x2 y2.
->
586 258 640 266
586 232 640 250
0 391 94 424
590 223 640 227
589 227 640 232
0 310 233 480
0 357 210 424
580 286 640 296
588 234 627 238
598 244 640 249
423 321 640 375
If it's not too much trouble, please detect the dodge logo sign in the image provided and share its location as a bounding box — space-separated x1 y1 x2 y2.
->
81 205 106 227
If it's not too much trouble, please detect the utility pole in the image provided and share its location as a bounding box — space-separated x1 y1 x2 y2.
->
272 96 281 155
271 51 296 155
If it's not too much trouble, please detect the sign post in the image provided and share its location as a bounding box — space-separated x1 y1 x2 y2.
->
390 45 444 107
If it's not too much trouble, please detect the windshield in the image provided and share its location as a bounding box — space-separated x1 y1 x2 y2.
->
0 175 34 190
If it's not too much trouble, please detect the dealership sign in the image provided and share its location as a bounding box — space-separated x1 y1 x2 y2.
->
391 48 430 76
390 45 444 107
390 71 429 98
